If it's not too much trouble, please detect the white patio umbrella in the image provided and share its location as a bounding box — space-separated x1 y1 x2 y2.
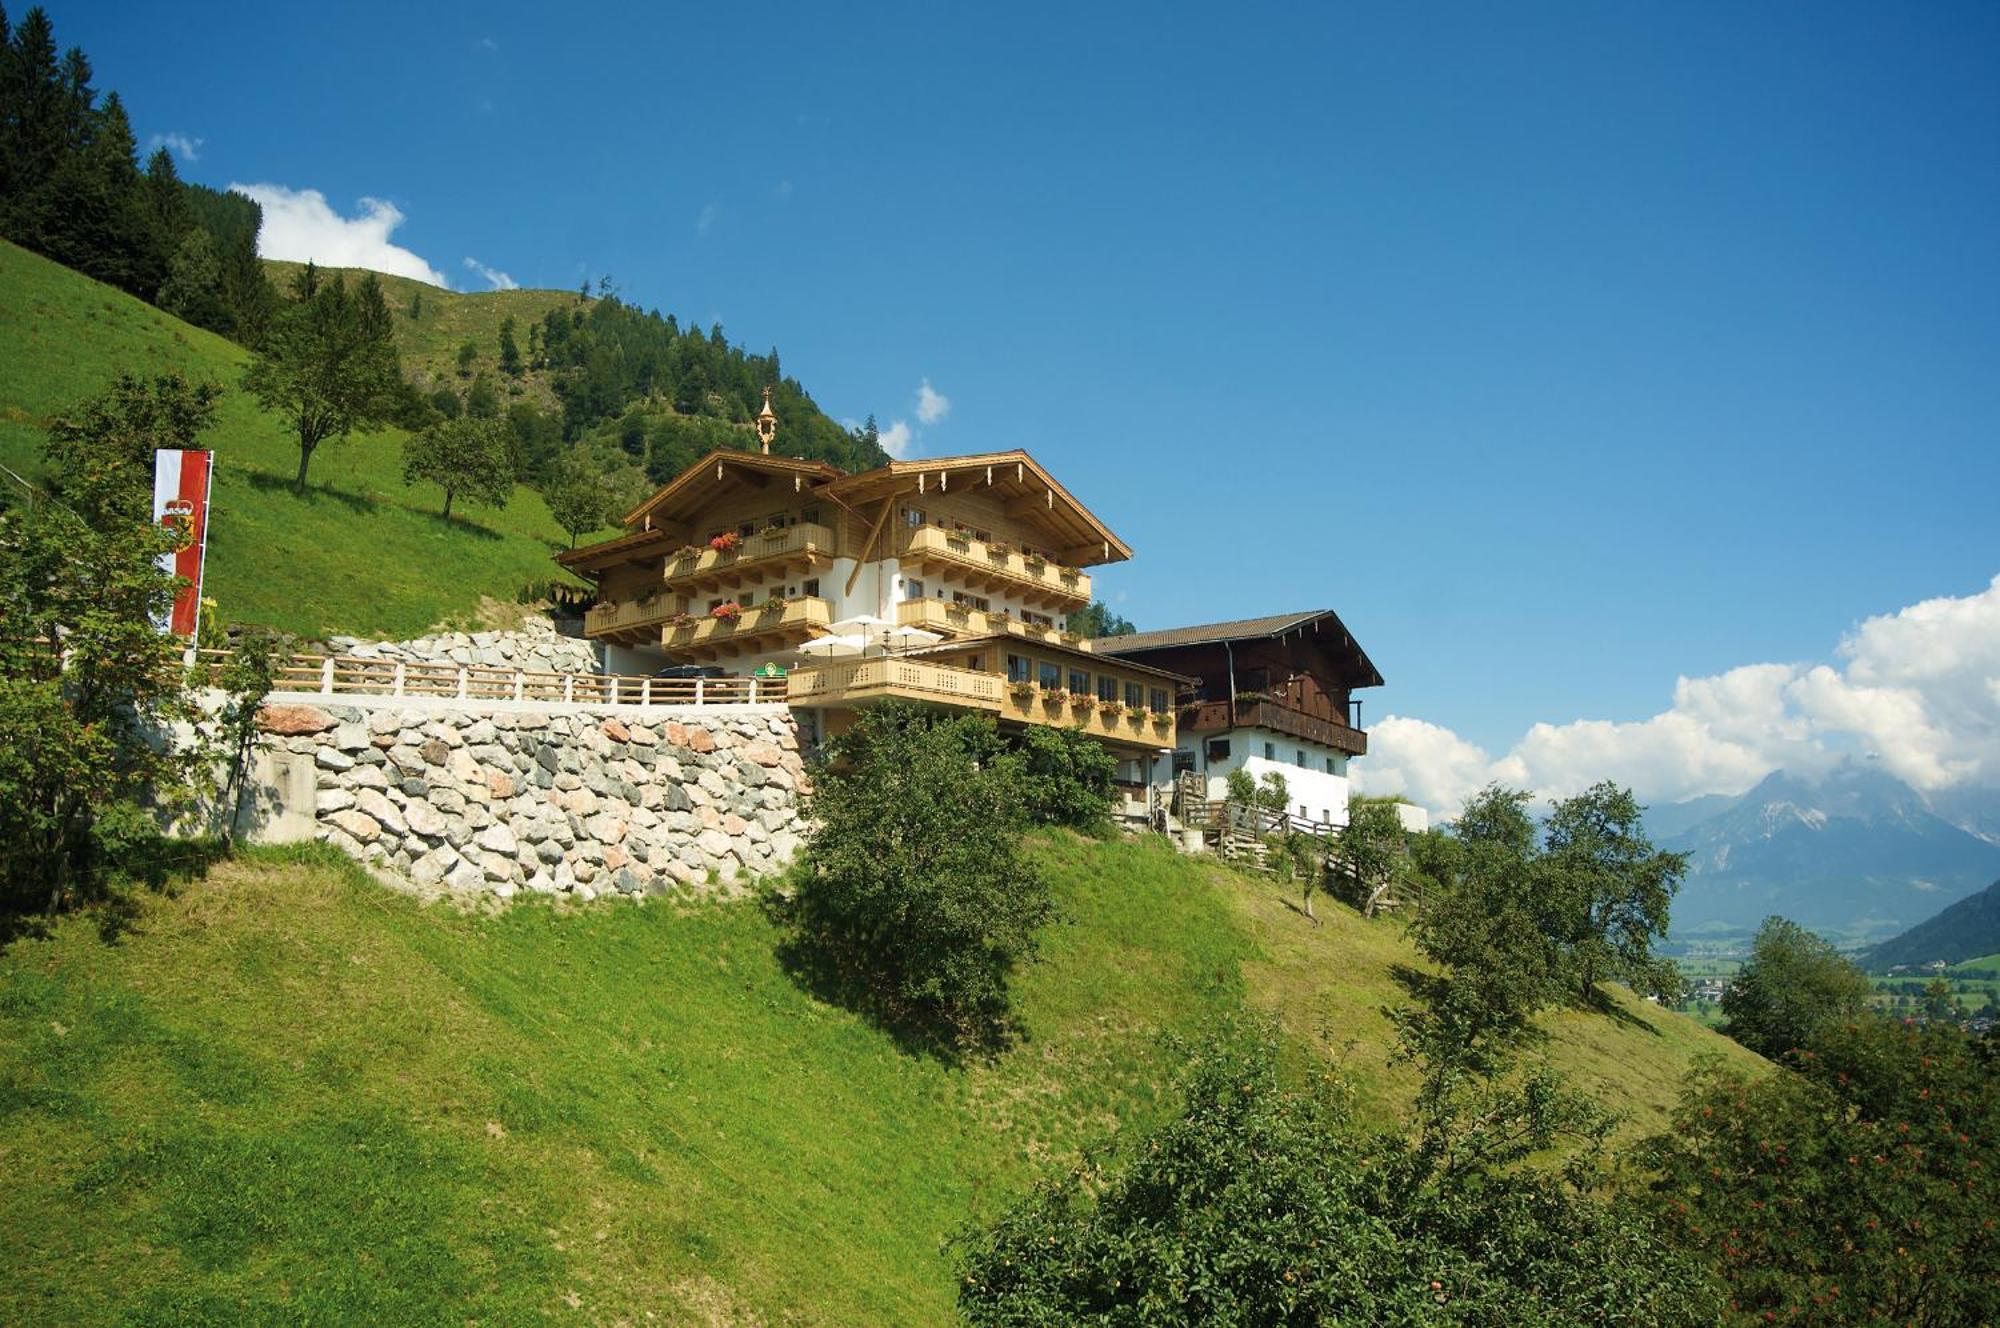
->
797 633 865 658
879 625 943 653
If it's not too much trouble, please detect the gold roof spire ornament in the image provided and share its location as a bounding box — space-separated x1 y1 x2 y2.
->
755 385 778 454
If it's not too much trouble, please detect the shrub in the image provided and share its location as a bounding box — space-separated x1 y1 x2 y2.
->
785 703 1053 1049
959 1018 1723 1326
1643 1016 1999 1325
1014 724 1116 831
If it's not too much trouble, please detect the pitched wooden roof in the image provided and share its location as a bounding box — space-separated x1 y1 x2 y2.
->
827 451 1131 567
620 449 845 530
1096 610 1384 688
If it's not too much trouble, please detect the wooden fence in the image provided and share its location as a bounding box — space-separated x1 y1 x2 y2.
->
190 649 785 708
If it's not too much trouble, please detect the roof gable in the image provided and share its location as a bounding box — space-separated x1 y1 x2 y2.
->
1097 609 1384 688
622 449 846 529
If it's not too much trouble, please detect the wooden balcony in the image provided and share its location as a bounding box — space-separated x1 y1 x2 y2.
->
584 593 682 645
898 525 1091 611
999 686 1177 752
663 522 837 596
895 597 1087 650
1178 697 1367 757
786 658 1005 712
662 596 832 661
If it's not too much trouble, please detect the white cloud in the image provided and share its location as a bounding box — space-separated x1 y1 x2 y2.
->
915 378 951 425
149 131 202 162
230 184 448 287
1357 573 2000 820
878 420 914 459
696 202 720 236
462 256 517 290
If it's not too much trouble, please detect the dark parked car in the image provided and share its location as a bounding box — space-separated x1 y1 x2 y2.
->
653 664 728 679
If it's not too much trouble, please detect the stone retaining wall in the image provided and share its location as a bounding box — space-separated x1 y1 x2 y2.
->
257 701 807 900
327 615 598 676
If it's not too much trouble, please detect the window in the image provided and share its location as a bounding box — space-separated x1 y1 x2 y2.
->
1150 687 1168 714
965 654 983 672
737 521 755 538
1007 654 1031 684
1206 739 1231 764
973 528 992 542
1172 750 1196 776
1022 610 1052 628
952 590 990 611
707 598 724 611
1069 669 1090 694
904 577 926 602
801 577 820 598
1125 681 1145 710
800 505 820 525
1038 660 1062 691
1097 675 1118 702
1264 741 1276 761
1325 757 1336 774
904 506 926 527
1296 748 1306 769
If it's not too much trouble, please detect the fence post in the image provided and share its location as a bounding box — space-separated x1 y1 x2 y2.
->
748 676 759 704
457 667 469 700
320 658 335 695
642 677 652 706
695 678 705 705
564 675 575 704
513 670 525 702
392 660 406 697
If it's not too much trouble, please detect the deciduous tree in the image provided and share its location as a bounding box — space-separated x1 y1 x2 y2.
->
1720 915 1873 1059
402 416 513 520
243 265 402 492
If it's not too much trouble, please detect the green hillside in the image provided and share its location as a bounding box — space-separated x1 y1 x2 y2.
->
1865 876 2000 971
263 258 580 412
0 837 1761 1326
0 238 604 638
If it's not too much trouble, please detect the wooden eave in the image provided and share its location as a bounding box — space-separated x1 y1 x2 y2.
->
555 527 674 574
620 449 846 531
828 450 1132 567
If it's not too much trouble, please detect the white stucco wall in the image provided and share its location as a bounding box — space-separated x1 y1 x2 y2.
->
1183 726 1354 826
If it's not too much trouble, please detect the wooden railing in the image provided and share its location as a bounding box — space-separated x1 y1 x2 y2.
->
1178 697 1367 757
664 521 837 587
895 597 1084 649
189 649 785 707
900 525 1091 607
787 658 1005 709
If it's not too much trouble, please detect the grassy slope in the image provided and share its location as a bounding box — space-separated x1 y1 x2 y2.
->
263 258 580 412
0 239 607 639
0 838 1760 1326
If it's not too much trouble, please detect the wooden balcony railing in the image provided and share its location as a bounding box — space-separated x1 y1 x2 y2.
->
787 658 1005 711
585 593 681 641
663 596 832 660
663 521 837 594
895 597 1086 649
898 525 1091 610
1178 697 1367 757
999 686 1177 749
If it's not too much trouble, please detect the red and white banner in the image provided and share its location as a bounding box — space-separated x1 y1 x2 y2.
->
151 448 213 637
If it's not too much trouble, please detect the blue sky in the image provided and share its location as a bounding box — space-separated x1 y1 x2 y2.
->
57 1 2000 810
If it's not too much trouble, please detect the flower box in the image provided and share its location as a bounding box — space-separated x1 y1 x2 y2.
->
1042 688 1068 705
757 596 787 614
710 601 743 621
709 532 742 554
672 545 703 561
1008 681 1037 700
1098 700 1123 716
758 523 787 538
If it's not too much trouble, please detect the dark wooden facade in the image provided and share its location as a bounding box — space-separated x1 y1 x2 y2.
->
1098 612 1379 759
